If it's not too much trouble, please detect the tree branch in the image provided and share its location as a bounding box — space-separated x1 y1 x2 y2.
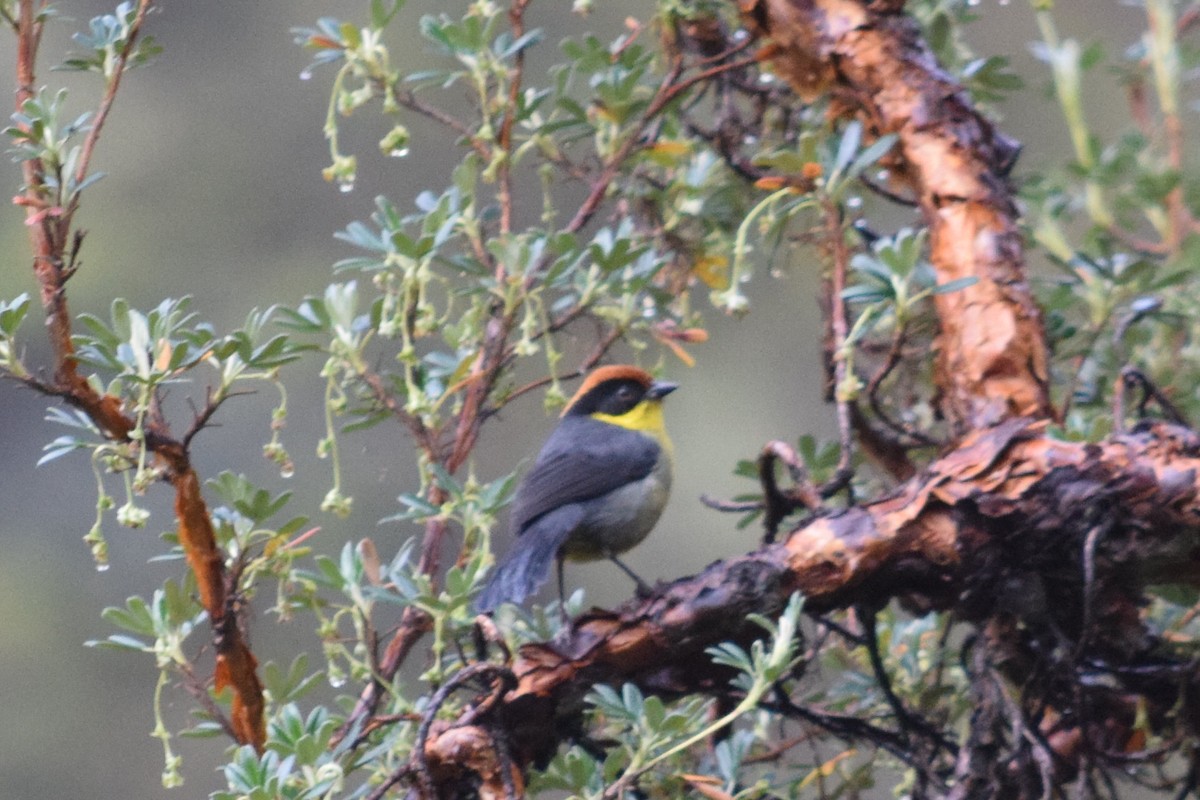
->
426 419 1200 793
747 0 1053 432
10 0 265 752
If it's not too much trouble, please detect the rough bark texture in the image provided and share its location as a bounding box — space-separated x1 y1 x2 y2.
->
411 2 1200 797
748 0 1053 432
427 419 1200 795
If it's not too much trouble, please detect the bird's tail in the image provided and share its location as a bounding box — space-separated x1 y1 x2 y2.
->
474 506 581 612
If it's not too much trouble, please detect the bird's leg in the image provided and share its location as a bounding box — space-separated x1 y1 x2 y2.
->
556 555 570 627
607 554 654 598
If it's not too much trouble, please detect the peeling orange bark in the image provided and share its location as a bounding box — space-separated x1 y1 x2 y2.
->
24 326 269 751
173 470 227 615
412 4 1199 796
174 465 266 749
421 421 1200 792
14 0 266 754
215 648 265 748
747 0 1053 431
425 723 524 800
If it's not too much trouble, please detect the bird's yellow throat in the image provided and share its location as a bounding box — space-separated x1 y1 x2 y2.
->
592 400 671 448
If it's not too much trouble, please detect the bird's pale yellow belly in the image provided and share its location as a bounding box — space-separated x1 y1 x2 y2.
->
561 456 672 561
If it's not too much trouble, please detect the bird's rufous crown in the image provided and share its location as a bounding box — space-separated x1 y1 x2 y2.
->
561 365 654 416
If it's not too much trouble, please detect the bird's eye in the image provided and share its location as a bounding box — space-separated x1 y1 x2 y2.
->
616 385 635 401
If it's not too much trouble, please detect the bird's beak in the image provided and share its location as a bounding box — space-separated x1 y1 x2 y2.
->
646 380 678 400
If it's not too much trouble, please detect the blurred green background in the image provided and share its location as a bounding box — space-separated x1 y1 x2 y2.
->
0 2 1137 796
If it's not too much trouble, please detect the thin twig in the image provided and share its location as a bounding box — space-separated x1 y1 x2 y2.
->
742 731 816 765
758 440 821 544
809 612 866 647
1121 366 1190 426
860 172 917 207
183 387 254 448
68 0 155 210
656 53 760 108
763 686 933 777
177 661 238 741
860 609 957 758
684 119 762 182
336 606 433 748
699 494 762 514
450 664 517 729
1074 522 1107 662
388 84 491 162
355 363 436 454
496 0 530 238
823 198 857 503
560 54 687 236
865 323 937 447
501 325 623 407
989 662 1057 800
354 711 423 741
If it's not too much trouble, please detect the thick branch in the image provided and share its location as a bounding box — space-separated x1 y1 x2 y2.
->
417 4 1199 796
747 0 1053 431
431 420 1200 793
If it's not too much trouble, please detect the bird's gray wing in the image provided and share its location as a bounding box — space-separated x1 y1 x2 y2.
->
509 415 660 533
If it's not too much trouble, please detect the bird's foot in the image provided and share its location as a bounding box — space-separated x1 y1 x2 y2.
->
607 553 656 600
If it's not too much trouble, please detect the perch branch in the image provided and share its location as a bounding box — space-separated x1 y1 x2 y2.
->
423 419 1200 793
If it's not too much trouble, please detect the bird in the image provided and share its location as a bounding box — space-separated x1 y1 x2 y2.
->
474 365 677 613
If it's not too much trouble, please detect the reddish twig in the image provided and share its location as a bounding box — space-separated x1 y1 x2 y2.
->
502 325 624 408
864 323 938 448
823 198 857 501
388 84 491 163
11 0 266 751
561 55 687 237
496 0 530 239
67 0 154 214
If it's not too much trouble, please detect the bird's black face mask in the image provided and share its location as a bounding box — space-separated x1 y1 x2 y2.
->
565 379 647 417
